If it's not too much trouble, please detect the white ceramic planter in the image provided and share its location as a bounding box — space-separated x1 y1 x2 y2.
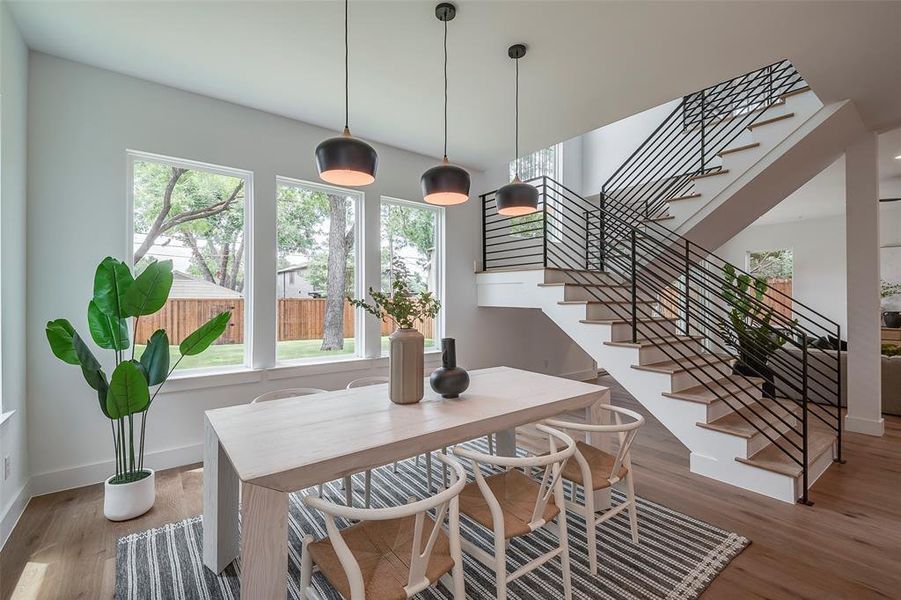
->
104 469 156 521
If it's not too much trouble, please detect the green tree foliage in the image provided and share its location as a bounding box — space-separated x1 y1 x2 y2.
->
380 203 435 293
748 249 793 280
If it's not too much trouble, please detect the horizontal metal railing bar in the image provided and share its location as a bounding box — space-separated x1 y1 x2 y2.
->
545 245 805 460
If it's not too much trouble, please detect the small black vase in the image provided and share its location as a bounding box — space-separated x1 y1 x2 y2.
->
884 311 901 329
430 338 470 398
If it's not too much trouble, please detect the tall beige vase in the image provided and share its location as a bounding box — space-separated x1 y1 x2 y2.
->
389 327 424 404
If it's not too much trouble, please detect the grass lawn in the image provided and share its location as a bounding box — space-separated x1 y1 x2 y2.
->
137 337 434 370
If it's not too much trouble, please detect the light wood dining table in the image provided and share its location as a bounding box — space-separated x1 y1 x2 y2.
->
201 366 611 599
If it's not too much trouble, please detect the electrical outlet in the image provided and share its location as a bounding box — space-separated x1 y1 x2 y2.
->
3 456 10 481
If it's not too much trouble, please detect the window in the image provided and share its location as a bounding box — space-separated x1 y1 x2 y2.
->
129 152 251 371
509 143 562 182
276 178 361 362
380 198 442 354
748 249 793 319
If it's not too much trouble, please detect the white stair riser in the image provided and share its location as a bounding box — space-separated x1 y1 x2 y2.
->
705 387 763 420
584 302 661 321
794 441 836 498
690 452 798 503
562 285 654 303
669 362 735 392
634 339 706 365
608 320 680 342
544 270 624 285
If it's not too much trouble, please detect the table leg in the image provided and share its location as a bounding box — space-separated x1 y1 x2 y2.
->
202 415 239 573
241 482 288 600
495 428 517 457
586 390 613 511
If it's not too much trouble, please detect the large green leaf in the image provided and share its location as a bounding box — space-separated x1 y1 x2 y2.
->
123 259 173 317
87 300 130 350
72 331 101 372
46 319 80 365
179 311 231 356
139 329 170 386
93 257 134 319
106 361 150 419
82 366 111 418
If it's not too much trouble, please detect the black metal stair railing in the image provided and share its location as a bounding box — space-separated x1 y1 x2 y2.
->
599 59 807 235
480 176 842 504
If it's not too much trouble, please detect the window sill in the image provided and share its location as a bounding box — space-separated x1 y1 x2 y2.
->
268 350 442 381
153 351 444 392
159 367 264 394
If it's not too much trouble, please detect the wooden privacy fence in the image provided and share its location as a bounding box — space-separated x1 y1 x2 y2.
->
658 277 793 323
135 297 434 345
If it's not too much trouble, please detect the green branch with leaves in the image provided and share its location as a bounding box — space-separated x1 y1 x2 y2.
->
46 257 230 484
348 278 440 330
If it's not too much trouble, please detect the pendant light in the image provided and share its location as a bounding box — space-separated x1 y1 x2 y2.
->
315 0 378 186
421 3 471 206
495 44 538 216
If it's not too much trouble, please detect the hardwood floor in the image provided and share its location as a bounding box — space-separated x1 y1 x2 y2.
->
2 376 899 599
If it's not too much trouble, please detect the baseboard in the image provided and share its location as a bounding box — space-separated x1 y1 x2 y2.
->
29 442 203 498
844 414 885 436
1 480 32 551
560 367 600 382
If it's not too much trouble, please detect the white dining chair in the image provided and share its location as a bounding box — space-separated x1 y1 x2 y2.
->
545 404 644 575
452 424 576 600
345 377 390 508
300 453 467 600
251 387 352 503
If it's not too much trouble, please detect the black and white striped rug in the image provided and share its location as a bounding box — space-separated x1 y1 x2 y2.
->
117 442 749 599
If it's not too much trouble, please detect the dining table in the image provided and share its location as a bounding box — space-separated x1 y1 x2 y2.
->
201 366 611 599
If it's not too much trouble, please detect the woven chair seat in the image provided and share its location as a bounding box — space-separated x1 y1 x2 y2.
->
307 514 454 600
560 441 629 490
458 469 559 539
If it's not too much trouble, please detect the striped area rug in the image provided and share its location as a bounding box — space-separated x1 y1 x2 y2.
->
117 442 749 599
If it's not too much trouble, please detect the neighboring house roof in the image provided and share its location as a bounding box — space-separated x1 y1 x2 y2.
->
170 271 242 299
277 262 309 275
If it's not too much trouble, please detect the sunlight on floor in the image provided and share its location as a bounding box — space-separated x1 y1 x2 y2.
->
10 561 47 600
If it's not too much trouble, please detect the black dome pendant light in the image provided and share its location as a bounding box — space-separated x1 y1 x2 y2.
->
315 0 378 186
496 43 538 216
421 3 470 206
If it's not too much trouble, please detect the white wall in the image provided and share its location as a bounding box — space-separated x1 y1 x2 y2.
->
716 215 848 331
0 1 30 545
25 53 578 497
580 100 680 195
715 201 901 336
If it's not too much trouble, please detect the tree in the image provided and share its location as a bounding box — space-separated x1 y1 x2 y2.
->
321 194 355 350
380 204 435 293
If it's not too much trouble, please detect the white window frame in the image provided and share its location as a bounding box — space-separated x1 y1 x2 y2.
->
274 176 365 365
379 196 445 353
126 149 255 374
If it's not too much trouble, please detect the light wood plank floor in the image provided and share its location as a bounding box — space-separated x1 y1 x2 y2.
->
2 376 899 599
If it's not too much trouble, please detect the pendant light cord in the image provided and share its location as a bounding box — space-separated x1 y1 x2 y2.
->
443 18 448 160
514 56 520 177
344 0 349 130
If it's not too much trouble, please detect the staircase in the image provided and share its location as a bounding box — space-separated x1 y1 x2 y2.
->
477 61 844 504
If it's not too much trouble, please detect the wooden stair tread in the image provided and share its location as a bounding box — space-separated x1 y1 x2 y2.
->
736 429 835 478
558 299 656 306
640 214 675 222
667 193 702 202
662 376 763 404
632 353 733 374
579 317 675 326
780 85 811 100
691 169 730 181
605 335 703 349
748 112 795 130
697 398 796 439
718 142 760 157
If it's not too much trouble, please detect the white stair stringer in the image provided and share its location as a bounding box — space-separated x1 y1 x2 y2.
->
671 96 866 250
477 268 836 504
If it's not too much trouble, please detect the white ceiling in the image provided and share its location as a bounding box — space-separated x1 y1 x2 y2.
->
9 1 901 169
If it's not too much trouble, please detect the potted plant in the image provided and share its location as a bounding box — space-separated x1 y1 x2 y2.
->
717 264 793 398
45 257 230 521
881 279 901 328
349 278 440 404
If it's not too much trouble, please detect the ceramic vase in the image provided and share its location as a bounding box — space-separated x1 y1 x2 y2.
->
430 338 470 398
104 469 155 521
389 327 424 404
